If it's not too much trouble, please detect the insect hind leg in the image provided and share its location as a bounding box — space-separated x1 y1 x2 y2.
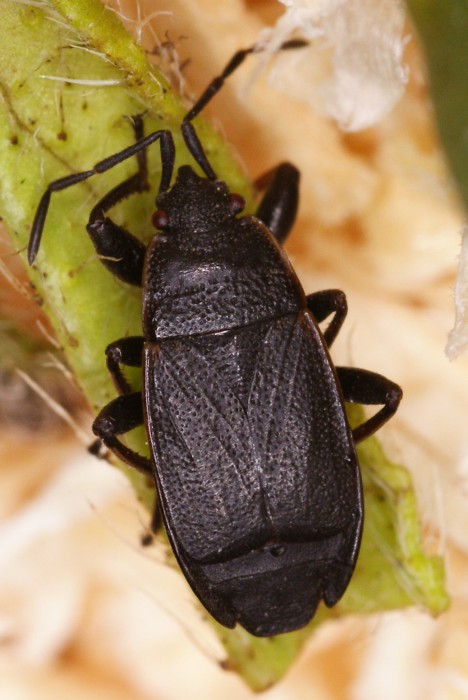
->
337 366 402 443
307 289 348 347
92 392 153 475
105 336 144 396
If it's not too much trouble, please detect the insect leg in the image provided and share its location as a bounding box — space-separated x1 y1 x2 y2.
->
28 125 175 265
90 115 151 221
150 505 163 533
105 336 144 395
255 163 300 244
181 39 307 179
307 289 348 346
92 392 153 475
336 367 402 443
82 116 148 285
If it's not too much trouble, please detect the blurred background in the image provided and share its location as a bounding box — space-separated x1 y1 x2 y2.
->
1 0 468 698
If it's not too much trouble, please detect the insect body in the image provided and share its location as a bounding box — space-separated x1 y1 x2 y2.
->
28 43 402 637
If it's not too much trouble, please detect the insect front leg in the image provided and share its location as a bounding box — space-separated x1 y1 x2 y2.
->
28 122 175 267
92 391 153 475
85 116 150 286
85 116 174 286
255 163 300 244
307 289 348 346
336 367 402 443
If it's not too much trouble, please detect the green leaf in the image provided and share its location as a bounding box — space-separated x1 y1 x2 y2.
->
405 0 468 211
0 0 449 690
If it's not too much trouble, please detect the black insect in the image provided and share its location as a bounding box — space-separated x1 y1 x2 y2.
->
28 42 402 637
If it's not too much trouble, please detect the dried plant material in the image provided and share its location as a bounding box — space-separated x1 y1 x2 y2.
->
0 448 134 665
259 0 408 131
446 226 468 358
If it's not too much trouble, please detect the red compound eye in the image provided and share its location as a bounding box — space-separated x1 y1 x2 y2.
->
229 193 245 214
152 210 169 229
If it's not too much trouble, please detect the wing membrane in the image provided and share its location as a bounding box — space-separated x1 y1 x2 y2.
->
144 339 268 561
248 313 361 539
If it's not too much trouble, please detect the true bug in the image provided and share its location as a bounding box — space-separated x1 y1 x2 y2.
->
28 41 402 637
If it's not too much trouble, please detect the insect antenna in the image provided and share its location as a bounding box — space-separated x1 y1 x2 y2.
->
181 39 307 180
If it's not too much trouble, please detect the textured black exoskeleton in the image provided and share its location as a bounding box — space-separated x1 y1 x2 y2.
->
28 42 402 637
